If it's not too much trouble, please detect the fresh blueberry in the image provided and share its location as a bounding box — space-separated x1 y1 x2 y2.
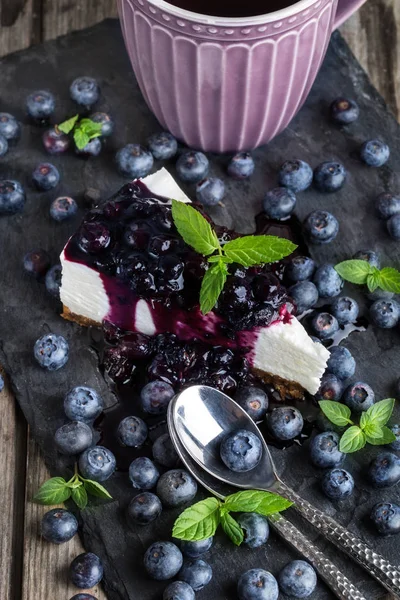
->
0 134 8 157
79 446 116 482
238 569 279 600
315 413 347 436
45 264 62 298
140 380 175 415
163 581 195 600
34 333 69 370
156 469 198 507
387 214 400 240
42 127 70 154
32 162 60 191
176 151 209 183
370 502 400 535
220 429 262 472
180 537 213 558
369 299 400 328
23 249 51 279
127 492 162 525
278 561 317 598
0 113 20 140
330 97 359 124
278 159 313 192
367 289 394 302
389 424 400 451
41 508 78 543
144 541 183 580
314 161 346 192
196 177 225 206
368 452 400 488
69 552 103 588
0 180 26 214
234 386 268 421
129 457 160 490
309 432 344 468
286 256 315 282
331 296 359 324
50 196 78 221
375 193 400 220
64 386 103 422
76 137 102 157
237 513 269 548
89 112 114 137
227 152 254 179
360 139 390 167
147 131 178 160
326 346 356 380
70 595 98 600
314 374 344 401
353 249 381 269
303 210 339 244
313 264 343 298
70 76 100 107
152 433 180 468
117 415 148 447
263 187 296 220
267 406 304 441
26 90 55 123
289 281 319 313
116 144 154 179
54 421 93 455
310 312 339 340
0 374 4 392
321 468 354 499
78 221 111 254
179 559 212 591
343 381 374 413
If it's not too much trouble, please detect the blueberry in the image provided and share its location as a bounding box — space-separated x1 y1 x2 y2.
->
361 139 390 167
41 508 78 543
45 264 62 298
237 513 269 548
116 144 154 178
127 492 162 525
370 299 400 328
76 137 102 157
263 187 296 220
70 76 100 107
50 196 78 221
234 386 268 421
32 162 60 191
180 537 213 558
353 249 381 269
42 127 70 155
331 296 359 324
144 541 183 580
70 595 98 600
314 161 346 192
78 221 111 254
147 131 178 160
69 552 103 588
278 159 313 192
326 346 356 380
0 374 4 392
79 446 116 482
315 413 347 436
375 193 400 220
89 112 114 137
238 569 279 600
140 380 175 415
129 457 160 490
314 374 344 401
117 415 148 447
343 381 374 413
220 429 262 472
34 333 69 370
286 256 315 282
368 452 400 488
289 281 319 313
330 97 359 124
0 180 26 214
26 90 55 122
310 312 339 340
0 113 20 140
163 581 195 600
196 177 225 206
278 561 317 598
313 264 343 298
387 214 400 240
179 559 212 591
303 210 339 244
267 406 303 441
367 289 394 302
64 386 103 422
309 431 344 468
55 421 93 455
227 152 254 179
152 433 180 468
370 502 400 535
0 134 8 157
389 424 400 451
23 249 51 279
321 468 354 499
176 151 209 183
156 469 197 507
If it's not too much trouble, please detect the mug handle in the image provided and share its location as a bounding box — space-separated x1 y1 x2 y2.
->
334 0 367 28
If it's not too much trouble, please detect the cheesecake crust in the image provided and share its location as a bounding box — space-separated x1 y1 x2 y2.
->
253 368 306 400
62 305 101 328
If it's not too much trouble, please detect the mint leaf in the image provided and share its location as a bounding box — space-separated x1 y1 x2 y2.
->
359 411 370 430
74 128 90 150
334 260 372 284
83 479 112 500
377 267 400 293
319 400 353 427
71 484 88 509
171 200 220 256
223 236 297 267
223 490 292 515
33 477 71 505
172 497 221 541
207 254 232 264
364 425 397 446
367 269 381 292
339 426 366 453
365 398 395 427
57 114 79 134
363 422 384 439
79 118 103 138
220 512 244 546
200 261 228 315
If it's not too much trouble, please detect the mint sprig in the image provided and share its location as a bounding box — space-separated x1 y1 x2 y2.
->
335 260 400 293
57 115 103 150
171 200 297 314
172 490 292 545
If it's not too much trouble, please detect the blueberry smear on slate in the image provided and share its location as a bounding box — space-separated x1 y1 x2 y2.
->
331 296 359 324
179 559 213 591
286 256 315 282
237 569 279 600
196 177 225 206
387 214 400 240
310 312 339 340
267 406 304 441
289 281 319 315
54 421 93 455
116 144 154 179
220 429 262 472
278 159 313 192
147 131 178 160
156 469 198 507
0 180 26 214
375 193 400 220
360 139 390 167
389 424 400 451
343 381 374 413
176 150 209 183
144 541 183 580
330 97 359 124
370 502 400 535
26 90 55 122
0 112 20 140
314 161 347 192
45 264 62 298
309 432 344 468
234 386 269 421
353 249 381 268
314 374 344 402
140 380 175 415
326 346 356 380
180 537 214 558
64 386 103 422
278 560 317 598
76 137 102 157
321 468 354 500
313 264 343 298
127 492 162 526
227 152 255 179
41 508 78 544
152 433 180 468
369 299 400 328
79 446 116 482
163 581 195 600
32 162 60 190
0 134 8 157
303 210 339 244
263 187 296 220
23 249 51 279
50 196 78 221
34 333 69 370
129 457 160 490
70 76 100 107
237 513 269 548
117 415 148 447
368 452 400 488
90 112 114 137
69 552 103 588
42 127 70 154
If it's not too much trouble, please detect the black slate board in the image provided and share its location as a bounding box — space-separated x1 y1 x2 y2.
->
1 19 400 600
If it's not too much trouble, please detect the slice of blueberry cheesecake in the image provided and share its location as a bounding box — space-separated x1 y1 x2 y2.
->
60 168 328 397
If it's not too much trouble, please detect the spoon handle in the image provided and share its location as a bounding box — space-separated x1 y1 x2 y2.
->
269 514 367 600
275 480 400 599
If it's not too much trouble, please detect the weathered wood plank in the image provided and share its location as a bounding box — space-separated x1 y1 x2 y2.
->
0 0 39 56
42 0 118 41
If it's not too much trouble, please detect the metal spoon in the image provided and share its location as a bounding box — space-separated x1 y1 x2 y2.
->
169 385 400 599
168 412 367 600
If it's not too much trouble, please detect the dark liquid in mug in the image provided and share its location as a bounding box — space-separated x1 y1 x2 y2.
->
166 0 296 18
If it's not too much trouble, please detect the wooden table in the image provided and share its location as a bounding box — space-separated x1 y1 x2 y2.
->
0 1 399 598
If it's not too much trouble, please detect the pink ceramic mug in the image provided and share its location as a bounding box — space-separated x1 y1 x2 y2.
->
117 0 366 152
